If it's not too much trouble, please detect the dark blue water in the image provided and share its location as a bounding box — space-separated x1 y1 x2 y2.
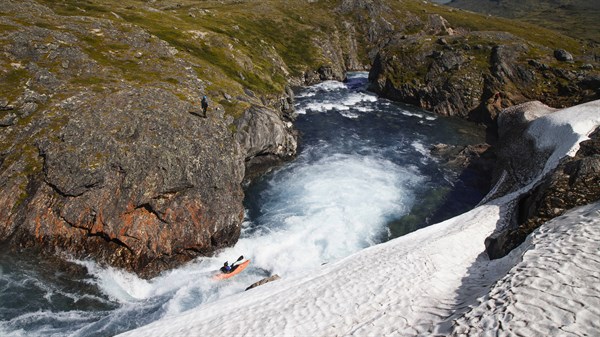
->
0 73 486 337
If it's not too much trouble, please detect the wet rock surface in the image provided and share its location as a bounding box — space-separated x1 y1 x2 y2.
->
245 274 281 291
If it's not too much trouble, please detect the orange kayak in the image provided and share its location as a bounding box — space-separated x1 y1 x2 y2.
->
213 260 251 280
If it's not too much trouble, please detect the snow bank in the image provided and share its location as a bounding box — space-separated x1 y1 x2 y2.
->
119 101 600 336
527 100 600 177
451 201 600 336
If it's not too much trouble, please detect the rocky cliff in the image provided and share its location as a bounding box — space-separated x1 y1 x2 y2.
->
0 0 380 277
485 102 600 259
0 0 250 277
368 3 600 127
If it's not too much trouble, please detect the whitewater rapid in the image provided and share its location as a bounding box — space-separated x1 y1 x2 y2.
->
0 73 486 337
79 74 431 322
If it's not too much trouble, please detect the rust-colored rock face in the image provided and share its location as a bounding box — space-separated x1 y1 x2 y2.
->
2 88 247 278
0 1 302 278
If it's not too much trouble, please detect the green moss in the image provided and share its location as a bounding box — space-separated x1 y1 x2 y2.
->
231 16 319 75
0 23 18 32
227 123 238 134
0 68 28 101
71 75 105 86
219 99 250 120
13 189 29 211
33 21 57 30
401 0 582 54
39 0 109 17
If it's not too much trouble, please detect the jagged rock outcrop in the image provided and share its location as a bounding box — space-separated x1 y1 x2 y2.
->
431 142 496 193
369 23 600 125
2 88 246 277
485 101 557 198
303 65 347 86
235 104 298 183
485 109 600 260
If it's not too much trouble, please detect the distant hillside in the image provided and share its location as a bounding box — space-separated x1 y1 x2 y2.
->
446 0 600 42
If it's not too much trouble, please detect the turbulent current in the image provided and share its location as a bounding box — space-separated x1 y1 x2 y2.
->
0 73 486 336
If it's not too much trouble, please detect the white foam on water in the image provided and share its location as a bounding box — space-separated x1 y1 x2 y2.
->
399 109 438 121
345 92 378 105
295 80 347 98
296 101 351 114
295 81 378 118
411 140 432 164
0 309 101 337
76 149 423 321
73 261 155 303
339 111 360 118
231 152 423 276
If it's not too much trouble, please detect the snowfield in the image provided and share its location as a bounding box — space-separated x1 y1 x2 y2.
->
119 100 600 336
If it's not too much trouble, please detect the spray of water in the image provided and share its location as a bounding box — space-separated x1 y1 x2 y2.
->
75 73 424 318
3 72 462 337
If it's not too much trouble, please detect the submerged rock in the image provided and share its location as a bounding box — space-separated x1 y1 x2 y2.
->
246 274 281 291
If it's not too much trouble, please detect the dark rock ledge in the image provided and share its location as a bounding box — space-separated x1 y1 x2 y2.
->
485 104 600 260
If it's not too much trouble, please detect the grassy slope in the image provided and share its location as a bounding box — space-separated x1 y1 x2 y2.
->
32 0 589 96
446 0 600 43
2 0 589 166
400 0 585 53
35 0 345 94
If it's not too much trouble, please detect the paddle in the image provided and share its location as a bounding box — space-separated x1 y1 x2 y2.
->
231 255 244 268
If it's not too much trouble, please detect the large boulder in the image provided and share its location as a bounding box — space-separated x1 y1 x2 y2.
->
1 85 247 278
554 49 574 62
485 101 557 198
235 104 298 183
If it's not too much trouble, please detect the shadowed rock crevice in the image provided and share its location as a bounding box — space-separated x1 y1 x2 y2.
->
134 203 168 224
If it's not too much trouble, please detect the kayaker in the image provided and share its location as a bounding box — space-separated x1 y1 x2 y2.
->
220 261 232 273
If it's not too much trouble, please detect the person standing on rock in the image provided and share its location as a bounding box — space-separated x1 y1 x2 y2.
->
201 95 209 117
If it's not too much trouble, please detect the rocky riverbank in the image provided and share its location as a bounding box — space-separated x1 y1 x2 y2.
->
368 20 599 127
1 0 598 277
0 0 297 277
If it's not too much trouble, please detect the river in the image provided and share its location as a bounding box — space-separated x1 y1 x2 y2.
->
0 72 486 336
